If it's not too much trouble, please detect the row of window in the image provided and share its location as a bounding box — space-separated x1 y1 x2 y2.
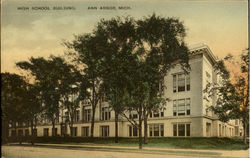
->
66 107 111 123
65 73 191 123
37 96 191 127
11 129 37 137
128 124 164 137
73 98 191 124
11 123 191 137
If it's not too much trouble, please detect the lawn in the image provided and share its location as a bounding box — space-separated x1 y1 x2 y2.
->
14 136 249 150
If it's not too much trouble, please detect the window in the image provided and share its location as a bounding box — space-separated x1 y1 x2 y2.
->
101 107 111 121
178 124 185 136
129 126 138 137
55 114 59 124
61 124 67 136
11 130 16 137
173 75 177 92
83 109 91 122
178 74 185 92
159 79 164 95
173 101 177 116
101 93 108 102
173 73 190 93
154 112 159 118
173 98 191 116
178 99 185 116
83 99 91 106
149 110 164 118
52 128 58 136
100 126 109 137
71 127 77 136
186 99 190 115
43 128 49 136
18 130 23 136
186 73 190 91
25 129 29 136
161 111 164 117
74 110 80 122
82 127 89 137
173 124 177 136
65 112 69 122
33 129 37 136
235 128 239 136
149 124 164 137
186 124 190 136
17 121 23 127
235 120 239 125
173 123 190 136
129 111 138 119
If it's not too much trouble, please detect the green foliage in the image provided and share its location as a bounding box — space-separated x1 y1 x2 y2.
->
65 14 189 146
1 73 42 128
1 73 29 122
206 50 249 122
204 49 249 143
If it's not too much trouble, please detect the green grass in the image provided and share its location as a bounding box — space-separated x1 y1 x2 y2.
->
8 136 249 150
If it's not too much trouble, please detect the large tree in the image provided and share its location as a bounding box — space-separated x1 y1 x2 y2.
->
97 15 189 146
1 73 42 144
58 60 89 137
1 73 28 142
135 14 189 144
65 33 107 138
66 14 189 148
23 83 42 145
205 49 249 144
95 17 137 143
17 56 66 136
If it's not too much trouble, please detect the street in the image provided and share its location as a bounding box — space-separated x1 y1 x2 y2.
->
2 144 249 158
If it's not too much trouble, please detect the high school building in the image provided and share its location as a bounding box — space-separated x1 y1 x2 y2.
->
9 44 244 138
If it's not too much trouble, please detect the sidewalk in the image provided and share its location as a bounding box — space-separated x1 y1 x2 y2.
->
5 142 249 158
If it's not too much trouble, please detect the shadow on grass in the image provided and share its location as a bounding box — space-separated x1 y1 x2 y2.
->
6 136 249 150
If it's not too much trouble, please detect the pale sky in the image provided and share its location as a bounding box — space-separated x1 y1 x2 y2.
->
1 0 248 73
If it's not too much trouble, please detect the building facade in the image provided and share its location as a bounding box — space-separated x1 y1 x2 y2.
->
9 44 244 138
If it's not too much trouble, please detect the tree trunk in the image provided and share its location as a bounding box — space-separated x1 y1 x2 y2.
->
243 120 247 144
70 116 74 137
115 111 119 143
90 106 96 138
90 82 96 138
52 120 55 137
138 107 143 149
2 119 8 144
30 119 34 145
143 111 148 144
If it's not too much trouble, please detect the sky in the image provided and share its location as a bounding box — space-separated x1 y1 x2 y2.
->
1 0 248 74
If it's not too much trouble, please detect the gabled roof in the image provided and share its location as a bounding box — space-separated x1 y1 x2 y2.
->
188 43 218 65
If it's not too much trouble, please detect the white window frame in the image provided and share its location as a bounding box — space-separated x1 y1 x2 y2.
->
149 110 164 118
149 124 164 137
173 98 191 116
173 73 190 93
173 123 191 137
83 109 91 122
81 126 89 137
100 126 109 137
128 125 138 137
100 107 111 121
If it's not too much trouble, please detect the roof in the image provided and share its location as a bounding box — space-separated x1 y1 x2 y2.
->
188 43 218 65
